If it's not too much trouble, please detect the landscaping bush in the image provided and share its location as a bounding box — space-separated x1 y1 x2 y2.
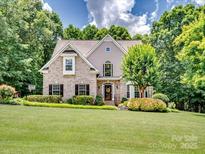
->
121 97 128 103
168 102 176 109
65 98 73 104
73 95 94 105
0 98 20 105
0 84 16 100
23 101 117 110
95 95 104 106
127 98 167 112
152 93 170 104
25 95 62 103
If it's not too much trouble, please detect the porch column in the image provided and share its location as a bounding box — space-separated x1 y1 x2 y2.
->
129 85 135 98
102 84 104 101
112 83 115 101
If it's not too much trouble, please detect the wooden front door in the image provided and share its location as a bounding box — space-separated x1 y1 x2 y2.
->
104 84 112 101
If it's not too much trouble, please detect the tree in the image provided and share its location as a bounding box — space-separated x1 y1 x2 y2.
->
150 4 201 102
109 25 131 40
63 24 82 40
122 44 160 98
94 28 109 40
0 0 63 95
82 24 98 40
175 12 205 112
132 34 149 44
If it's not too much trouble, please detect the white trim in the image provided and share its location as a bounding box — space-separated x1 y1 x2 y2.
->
86 34 127 57
63 56 75 75
39 42 99 73
97 77 122 81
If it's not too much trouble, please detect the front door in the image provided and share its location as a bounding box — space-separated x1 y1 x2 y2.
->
104 84 112 101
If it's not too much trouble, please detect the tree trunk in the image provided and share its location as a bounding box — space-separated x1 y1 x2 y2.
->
140 88 145 98
198 104 201 113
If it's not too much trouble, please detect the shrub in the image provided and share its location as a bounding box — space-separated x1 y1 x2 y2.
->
23 101 117 110
65 98 73 104
0 84 16 100
121 97 128 103
168 102 176 109
95 95 104 106
0 98 20 105
152 93 170 104
73 95 94 105
127 98 167 112
25 95 62 103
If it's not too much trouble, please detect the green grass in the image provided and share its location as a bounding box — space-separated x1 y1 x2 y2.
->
0 105 205 154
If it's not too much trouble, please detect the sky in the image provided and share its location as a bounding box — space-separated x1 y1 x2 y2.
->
42 0 205 35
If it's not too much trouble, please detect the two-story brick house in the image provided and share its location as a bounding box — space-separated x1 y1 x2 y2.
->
40 35 153 104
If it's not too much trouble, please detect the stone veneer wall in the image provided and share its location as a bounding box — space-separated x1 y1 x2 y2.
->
43 55 97 100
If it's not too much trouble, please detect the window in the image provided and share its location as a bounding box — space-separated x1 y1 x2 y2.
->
105 47 111 52
65 59 72 71
49 84 63 96
134 86 140 98
75 84 89 95
63 57 75 75
52 84 60 95
103 61 113 77
127 85 130 98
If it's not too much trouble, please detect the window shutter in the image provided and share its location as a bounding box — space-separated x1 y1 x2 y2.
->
112 64 113 76
60 84 64 96
49 84 52 95
75 84 78 95
86 84 90 95
103 64 105 76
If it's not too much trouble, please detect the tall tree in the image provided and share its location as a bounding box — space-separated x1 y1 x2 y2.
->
82 24 98 40
63 24 82 40
94 28 109 40
150 4 200 102
122 44 160 97
175 12 205 112
109 25 131 40
0 0 63 95
132 34 149 44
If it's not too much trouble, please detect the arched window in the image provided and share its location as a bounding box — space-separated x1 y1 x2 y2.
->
103 61 113 77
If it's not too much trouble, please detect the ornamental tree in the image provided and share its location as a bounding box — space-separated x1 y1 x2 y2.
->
122 44 160 98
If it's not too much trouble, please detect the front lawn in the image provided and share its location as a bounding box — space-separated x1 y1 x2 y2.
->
0 105 205 154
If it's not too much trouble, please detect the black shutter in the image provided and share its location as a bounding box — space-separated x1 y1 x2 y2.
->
112 64 113 76
103 64 105 76
86 84 90 95
49 84 52 95
75 84 78 95
60 84 64 96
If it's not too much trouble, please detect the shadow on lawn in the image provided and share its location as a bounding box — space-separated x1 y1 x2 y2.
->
193 113 205 117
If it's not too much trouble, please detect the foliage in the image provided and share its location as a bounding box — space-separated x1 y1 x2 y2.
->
0 98 20 105
73 95 94 105
152 93 170 104
132 34 149 44
121 97 128 103
94 28 109 40
63 24 82 40
0 84 16 99
82 24 98 40
25 95 62 103
122 44 160 97
109 25 131 40
65 98 73 104
127 98 167 112
168 102 176 109
0 0 63 95
150 4 201 102
95 95 104 106
23 101 117 110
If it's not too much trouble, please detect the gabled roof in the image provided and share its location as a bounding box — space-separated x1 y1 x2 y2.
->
40 35 141 73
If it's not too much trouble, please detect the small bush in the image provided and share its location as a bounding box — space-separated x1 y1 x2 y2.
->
65 98 73 104
73 95 94 105
23 101 117 110
152 93 170 104
95 95 104 106
168 102 176 109
127 98 167 112
0 98 20 105
121 97 128 103
0 84 16 100
25 95 62 103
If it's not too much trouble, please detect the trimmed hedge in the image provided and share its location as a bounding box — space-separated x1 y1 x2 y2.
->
95 95 104 106
127 98 167 112
73 95 94 105
152 93 170 104
23 101 117 110
0 98 20 105
0 84 16 99
25 95 62 103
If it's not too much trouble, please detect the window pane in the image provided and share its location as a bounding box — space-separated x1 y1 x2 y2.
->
65 59 72 71
79 85 86 95
52 84 60 95
104 64 112 76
